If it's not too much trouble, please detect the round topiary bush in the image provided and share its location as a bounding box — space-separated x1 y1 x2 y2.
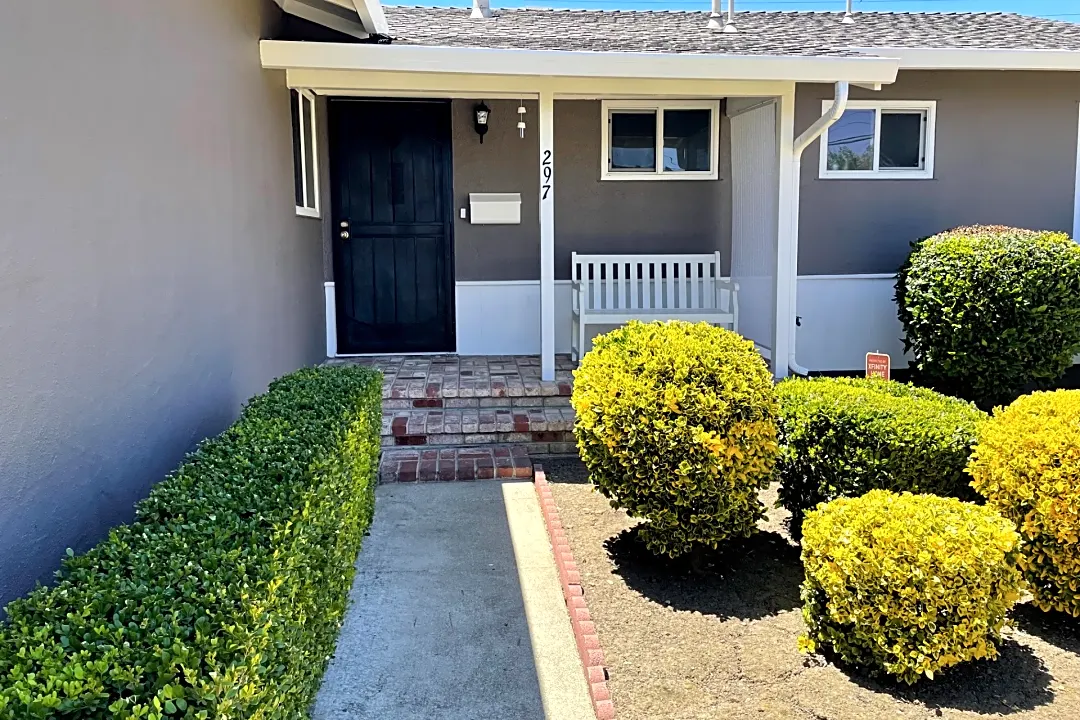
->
572 320 779 558
968 390 1080 617
800 490 1024 684
776 377 986 530
896 225 1080 407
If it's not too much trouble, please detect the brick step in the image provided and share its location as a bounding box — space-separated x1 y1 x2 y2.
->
380 445 534 483
382 395 572 410
383 407 575 438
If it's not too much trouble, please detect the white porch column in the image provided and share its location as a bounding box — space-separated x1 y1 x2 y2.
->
773 85 797 379
539 90 556 381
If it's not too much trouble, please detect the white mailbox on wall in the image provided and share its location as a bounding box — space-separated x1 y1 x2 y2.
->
469 193 522 225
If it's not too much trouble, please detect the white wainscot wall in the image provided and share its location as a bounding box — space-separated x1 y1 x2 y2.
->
794 274 909 371
455 281 575 356
455 275 909 371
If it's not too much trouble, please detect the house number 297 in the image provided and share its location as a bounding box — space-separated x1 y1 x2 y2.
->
541 150 553 200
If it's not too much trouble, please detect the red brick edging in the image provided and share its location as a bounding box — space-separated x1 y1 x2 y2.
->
533 465 615 720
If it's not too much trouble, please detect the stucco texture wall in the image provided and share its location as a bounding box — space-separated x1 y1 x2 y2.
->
0 0 324 606
797 71 1080 275
452 99 731 280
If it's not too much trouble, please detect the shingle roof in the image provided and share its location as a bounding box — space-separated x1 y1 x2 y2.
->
382 7 1080 57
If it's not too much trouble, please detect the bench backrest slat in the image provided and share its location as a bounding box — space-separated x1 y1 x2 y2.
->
573 253 724 313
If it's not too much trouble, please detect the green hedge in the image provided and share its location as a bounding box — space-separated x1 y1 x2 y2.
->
896 225 1080 406
0 366 382 719
776 377 986 531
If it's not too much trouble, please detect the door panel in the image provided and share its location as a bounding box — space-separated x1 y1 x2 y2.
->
330 100 455 354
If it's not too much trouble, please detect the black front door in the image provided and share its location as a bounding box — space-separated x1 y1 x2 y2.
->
330 100 455 354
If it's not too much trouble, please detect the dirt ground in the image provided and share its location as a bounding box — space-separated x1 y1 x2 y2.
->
542 458 1080 720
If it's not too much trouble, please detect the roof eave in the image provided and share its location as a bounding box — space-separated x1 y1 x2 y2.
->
853 46 1080 71
260 40 901 85
272 0 389 38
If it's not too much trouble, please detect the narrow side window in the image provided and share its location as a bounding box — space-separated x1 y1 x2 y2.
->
292 90 320 217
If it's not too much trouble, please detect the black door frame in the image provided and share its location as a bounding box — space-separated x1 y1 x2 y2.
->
328 97 457 355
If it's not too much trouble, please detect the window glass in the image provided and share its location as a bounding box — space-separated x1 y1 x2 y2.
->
663 109 711 173
610 111 656 170
879 111 924 169
826 108 876 171
301 93 317 202
291 91 304 207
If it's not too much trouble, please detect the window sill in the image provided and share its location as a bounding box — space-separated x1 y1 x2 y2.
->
296 206 322 218
600 171 719 182
818 171 934 181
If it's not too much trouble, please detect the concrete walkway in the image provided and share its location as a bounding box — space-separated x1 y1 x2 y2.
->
313 481 593 720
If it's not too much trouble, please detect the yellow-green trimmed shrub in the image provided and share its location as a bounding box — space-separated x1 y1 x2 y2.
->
968 390 1080 616
896 225 1080 406
572 320 779 557
0 366 381 719
777 377 986 530
800 490 1023 684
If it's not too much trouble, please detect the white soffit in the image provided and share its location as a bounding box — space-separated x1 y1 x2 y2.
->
854 46 1080 71
260 41 901 84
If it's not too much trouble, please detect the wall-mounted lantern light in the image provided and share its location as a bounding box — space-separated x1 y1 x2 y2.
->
473 102 491 144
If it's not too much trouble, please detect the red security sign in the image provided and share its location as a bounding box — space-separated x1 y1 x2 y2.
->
866 352 891 380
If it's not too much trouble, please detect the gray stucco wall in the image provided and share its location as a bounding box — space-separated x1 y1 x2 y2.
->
0 0 324 606
797 71 1080 275
452 99 731 280
452 99 542 281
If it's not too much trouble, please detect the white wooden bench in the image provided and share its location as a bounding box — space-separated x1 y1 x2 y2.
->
571 252 739 361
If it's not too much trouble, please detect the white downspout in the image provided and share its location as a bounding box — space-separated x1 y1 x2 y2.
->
787 81 849 376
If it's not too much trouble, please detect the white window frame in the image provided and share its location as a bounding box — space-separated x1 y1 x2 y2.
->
601 99 721 181
818 100 937 180
294 89 321 218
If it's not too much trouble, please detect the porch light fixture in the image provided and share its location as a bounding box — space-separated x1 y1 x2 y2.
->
474 102 491 144
517 102 527 139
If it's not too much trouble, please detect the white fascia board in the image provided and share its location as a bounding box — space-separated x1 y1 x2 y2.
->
260 40 900 84
278 0 369 39
853 46 1080 71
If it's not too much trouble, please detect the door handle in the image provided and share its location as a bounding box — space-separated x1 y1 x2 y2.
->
340 231 350 239
339 220 350 240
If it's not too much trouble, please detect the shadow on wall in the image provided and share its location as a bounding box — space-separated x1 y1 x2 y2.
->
0 358 238 610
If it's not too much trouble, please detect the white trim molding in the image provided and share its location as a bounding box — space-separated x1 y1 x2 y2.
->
818 99 937 180
261 41 901 85
600 100 722 181
854 47 1080 72
324 282 337 358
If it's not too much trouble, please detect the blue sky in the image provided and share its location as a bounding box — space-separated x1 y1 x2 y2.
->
422 1 1079 20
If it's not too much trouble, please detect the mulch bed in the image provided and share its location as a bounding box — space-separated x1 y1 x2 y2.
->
543 458 1080 720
